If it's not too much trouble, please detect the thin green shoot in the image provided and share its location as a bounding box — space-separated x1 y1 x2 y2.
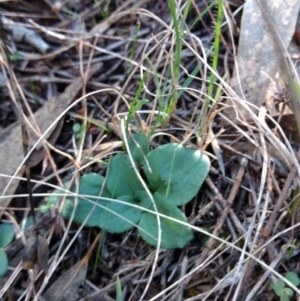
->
200 0 223 136
93 0 111 19
73 123 86 142
116 276 122 301
166 0 192 115
92 234 104 277
213 74 226 102
126 71 149 130
30 80 37 103
104 0 111 19
159 64 171 109
177 65 200 99
84 157 109 166
189 0 219 31
206 0 223 102
128 21 141 74
10 52 20 61
177 1 219 103
143 55 166 134
71 113 111 133
286 239 297 261
290 188 300 213
167 0 181 82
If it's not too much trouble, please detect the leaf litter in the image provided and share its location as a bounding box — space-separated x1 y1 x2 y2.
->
42 234 100 301
0 61 102 215
0 0 300 300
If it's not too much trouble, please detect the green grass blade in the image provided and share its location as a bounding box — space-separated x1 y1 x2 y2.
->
116 276 122 301
206 0 223 102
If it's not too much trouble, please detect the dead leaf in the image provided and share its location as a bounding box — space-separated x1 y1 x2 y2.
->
223 0 300 122
22 232 37 270
42 234 100 301
22 231 49 274
0 63 102 216
37 233 49 274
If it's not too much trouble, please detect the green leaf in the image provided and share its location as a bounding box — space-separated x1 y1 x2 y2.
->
127 133 149 164
134 190 153 208
285 272 300 286
132 99 149 111
138 192 193 249
116 276 122 301
20 216 35 232
283 287 294 297
43 180 73 210
62 173 110 227
143 143 210 206
106 153 143 197
99 195 143 233
274 279 285 296
10 52 20 61
269 281 276 290
72 123 81 132
0 248 8 277
280 293 289 301
0 223 15 248
40 204 51 214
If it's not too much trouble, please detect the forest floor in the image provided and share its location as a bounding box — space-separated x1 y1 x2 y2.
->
1 1 300 300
